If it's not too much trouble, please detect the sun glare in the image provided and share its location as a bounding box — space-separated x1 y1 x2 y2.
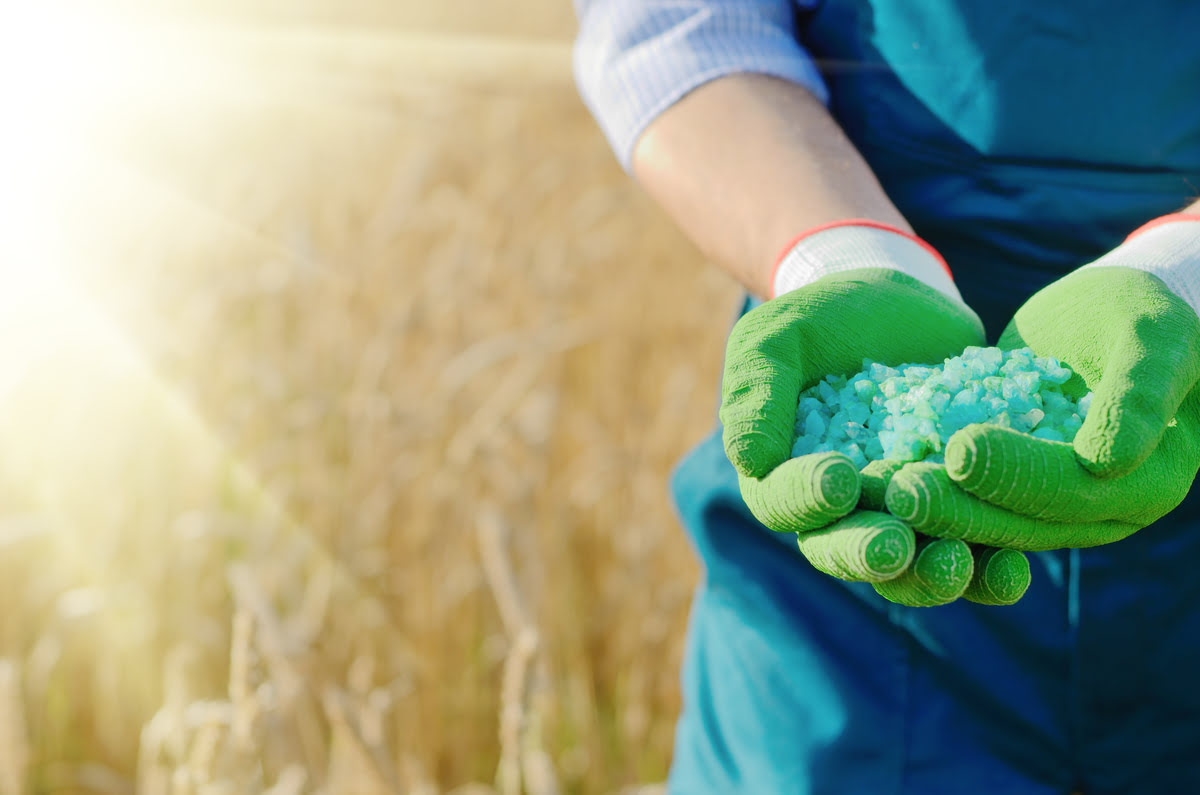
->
2 3 143 198
1 7 115 403
0 2 221 395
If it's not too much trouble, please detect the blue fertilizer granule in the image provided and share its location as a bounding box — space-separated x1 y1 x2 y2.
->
793 346 1094 468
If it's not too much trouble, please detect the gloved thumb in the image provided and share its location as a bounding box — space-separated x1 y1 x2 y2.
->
1070 298 1200 477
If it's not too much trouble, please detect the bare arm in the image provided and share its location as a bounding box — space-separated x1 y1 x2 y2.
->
631 73 909 299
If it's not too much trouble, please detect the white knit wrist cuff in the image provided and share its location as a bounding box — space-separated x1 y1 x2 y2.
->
1080 214 1200 317
772 221 964 304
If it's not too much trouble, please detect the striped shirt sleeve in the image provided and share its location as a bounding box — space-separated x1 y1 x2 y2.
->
572 0 828 171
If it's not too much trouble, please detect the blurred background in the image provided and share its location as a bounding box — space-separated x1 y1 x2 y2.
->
0 1 740 793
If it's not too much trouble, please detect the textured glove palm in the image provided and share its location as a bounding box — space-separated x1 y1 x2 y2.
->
722 268 1030 606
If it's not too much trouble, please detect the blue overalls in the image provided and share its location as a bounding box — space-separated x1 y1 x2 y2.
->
667 3 1200 793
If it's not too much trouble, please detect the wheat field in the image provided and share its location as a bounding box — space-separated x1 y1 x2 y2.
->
0 2 741 793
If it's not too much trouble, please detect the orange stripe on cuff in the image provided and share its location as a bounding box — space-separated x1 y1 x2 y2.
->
770 218 953 299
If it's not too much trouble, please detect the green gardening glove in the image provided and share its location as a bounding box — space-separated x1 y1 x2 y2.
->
885 215 1200 550
722 220 1028 606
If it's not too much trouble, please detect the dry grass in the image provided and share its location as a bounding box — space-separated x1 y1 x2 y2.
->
0 5 740 794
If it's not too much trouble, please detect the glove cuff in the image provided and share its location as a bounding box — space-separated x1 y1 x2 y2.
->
1081 213 1200 317
771 219 963 303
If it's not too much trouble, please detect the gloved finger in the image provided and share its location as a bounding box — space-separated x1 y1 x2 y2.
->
738 452 860 533
720 302 809 478
859 459 904 511
945 422 1198 525
962 546 1031 606
885 461 1139 550
872 536 974 607
1000 271 1200 478
796 511 915 582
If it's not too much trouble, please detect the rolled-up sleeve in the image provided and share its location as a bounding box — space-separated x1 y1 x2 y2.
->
573 0 828 171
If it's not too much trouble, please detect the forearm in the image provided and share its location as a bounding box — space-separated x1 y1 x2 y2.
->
631 73 909 299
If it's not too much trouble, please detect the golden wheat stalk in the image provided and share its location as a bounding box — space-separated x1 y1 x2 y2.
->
0 660 29 795
321 687 401 794
228 608 260 751
478 507 563 795
227 564 330 776
497 627 539 795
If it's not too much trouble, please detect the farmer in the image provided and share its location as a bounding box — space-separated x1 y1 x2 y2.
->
572 2 1200 792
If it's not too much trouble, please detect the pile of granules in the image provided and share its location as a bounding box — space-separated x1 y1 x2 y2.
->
792 347 1093 468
